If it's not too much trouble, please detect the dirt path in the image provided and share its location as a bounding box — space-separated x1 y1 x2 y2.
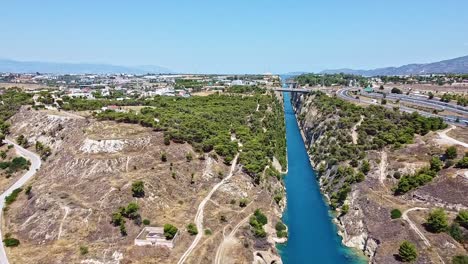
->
437 125 468 148
402 208 445 264
0 138 42 264
214 215 250 264
177 154 240 264
352 115 364 144
379 151 388 187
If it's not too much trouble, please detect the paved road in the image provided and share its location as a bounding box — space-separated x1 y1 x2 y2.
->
337 88 468 124
177 154 239 264
0 139 42 264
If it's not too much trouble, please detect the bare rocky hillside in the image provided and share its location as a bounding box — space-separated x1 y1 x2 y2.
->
292 93 468 264
3 107 284 264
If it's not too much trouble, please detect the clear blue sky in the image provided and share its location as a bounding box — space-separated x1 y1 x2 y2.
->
1 0 468 73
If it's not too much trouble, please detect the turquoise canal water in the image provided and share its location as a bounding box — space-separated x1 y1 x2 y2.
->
277 91 366 264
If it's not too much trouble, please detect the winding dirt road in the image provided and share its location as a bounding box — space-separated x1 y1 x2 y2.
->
177 154 239 264
437 125 468 148
0 139 42 264
214 215 250 264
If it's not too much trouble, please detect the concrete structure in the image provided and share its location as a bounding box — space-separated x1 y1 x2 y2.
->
134 227 179 249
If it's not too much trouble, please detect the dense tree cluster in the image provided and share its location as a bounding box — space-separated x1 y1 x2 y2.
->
300 91 447 209
296 73 368 87
249 209 268 238
94 92 286 182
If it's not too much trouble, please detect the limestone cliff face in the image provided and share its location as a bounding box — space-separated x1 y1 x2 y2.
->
290 92 468 264
291 93 378 261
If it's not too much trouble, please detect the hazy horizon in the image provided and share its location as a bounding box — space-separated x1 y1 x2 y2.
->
1 0 468 74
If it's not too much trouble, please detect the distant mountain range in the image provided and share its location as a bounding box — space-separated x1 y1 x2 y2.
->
321 55 468 76
0 59 173 74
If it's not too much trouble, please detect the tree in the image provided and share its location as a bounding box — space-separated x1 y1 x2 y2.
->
391 87 402 94
163 224 178 239
428 92 434 99
456 157 468 168
426 208 448 233
452 255 468 264
446 146 458 159
187 223 198 235
131 181 145 198
448 223 464 242
391 209 402 219
360 160 370 175
398 241 418 262
430 156 443 172
3 237 20 247
456 210 468 228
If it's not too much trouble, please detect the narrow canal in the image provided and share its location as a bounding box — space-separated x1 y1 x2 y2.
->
277 90 366 264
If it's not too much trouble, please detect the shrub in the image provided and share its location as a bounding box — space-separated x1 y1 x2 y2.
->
446 146 458 159
452 255 468 264
254 209 268 225
391 87 402 94
448 223 464 243
119 222 127 236
143 219 150 225
79 245 89 255
426 208 448 233
5 188 22 205
456 210 468 228
131 181 145 198
456 157 468 168
164 224 178 239
360 160 370 175
341 204 349 215
186 152 193 162
204 229 212 235
398 241 417 262
239 198 248 207
187 223 198 235
161 153 167 162
391 209 402 219
249 209 268 238
3 237 20 247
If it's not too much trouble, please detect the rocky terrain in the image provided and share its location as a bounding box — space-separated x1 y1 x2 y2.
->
2 106 285 264
292 92 468 263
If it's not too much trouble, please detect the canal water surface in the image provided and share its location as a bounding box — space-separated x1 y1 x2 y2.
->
277 91 366 264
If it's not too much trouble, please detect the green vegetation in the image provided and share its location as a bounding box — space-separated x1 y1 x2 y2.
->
5 188 23 205
142 219 150 225
249 209 268 238
225 85 265 94
452 255 468 264
456 210 468 228
93 92 286 183
3 237 20 247
300 90 447 208
425 208 448 233
0 156 30 173
79 245 89 255
430 156 443 172
391 87 403 94
204 229 212 235
296 73 368 87
131 181 145 198
16 134 28 147
446 146 458 159
394 167 437 195
111 202 141 235
275 221 287 238
448 223 465 243
391 209 402 219
239 198 248 207
398 241 418 262
0 89 33 132
187 223 198 235
35 141 52 160
163 224 178 240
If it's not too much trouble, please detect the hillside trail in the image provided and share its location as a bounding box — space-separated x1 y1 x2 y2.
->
0 138 42 264
177 154 240 264
437 125 468 148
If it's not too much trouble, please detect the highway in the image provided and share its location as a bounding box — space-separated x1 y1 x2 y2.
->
363 91 468 115
0 139 42 264
337 88 468 125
